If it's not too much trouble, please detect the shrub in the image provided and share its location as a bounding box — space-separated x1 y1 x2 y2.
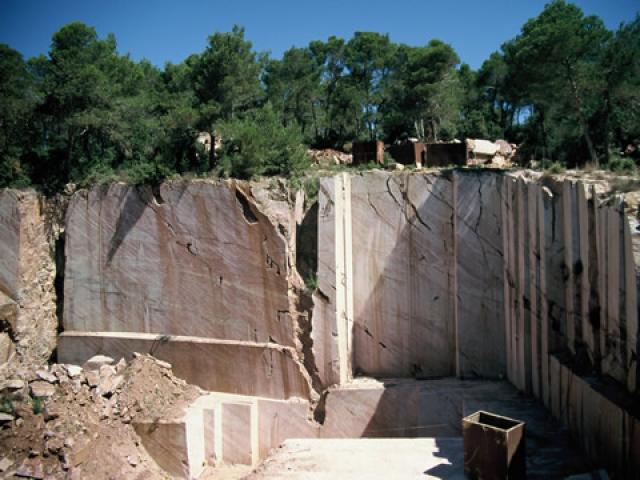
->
543 160 565 174
217 103 310 179
31 396 44 414
0 395 14 415
608 155 636 173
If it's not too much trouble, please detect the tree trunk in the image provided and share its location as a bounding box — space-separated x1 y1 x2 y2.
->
602 89 611 165
311 100 319 142
430 118 438 143
66 128 75 180
566 62 599 167
539 107 548 161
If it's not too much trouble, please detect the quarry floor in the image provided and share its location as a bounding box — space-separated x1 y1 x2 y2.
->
227 378 593 479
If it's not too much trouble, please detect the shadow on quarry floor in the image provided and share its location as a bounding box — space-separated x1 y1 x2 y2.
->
248 378 597 479
422 438 464 479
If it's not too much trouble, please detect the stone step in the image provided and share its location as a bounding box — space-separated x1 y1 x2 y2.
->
135 392 317 479
58 331 313 400
134 378 592 478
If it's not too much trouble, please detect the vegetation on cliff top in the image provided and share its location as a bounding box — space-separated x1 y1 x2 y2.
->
0 1 638 192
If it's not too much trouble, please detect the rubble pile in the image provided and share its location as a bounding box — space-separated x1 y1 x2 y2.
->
465 138 518 167
307 149 352 166
0 354 201 479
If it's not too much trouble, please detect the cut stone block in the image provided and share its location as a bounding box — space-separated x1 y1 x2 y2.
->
257 398 318 459
222 403 253 465
134 420 188 478
203 409 216 467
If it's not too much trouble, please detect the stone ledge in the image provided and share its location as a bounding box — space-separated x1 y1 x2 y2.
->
58 332 313 400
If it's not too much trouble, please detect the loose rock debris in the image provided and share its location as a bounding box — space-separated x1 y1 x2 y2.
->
0 354 201 479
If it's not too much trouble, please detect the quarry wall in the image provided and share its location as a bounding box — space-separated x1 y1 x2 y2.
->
314 170 639 476
314 171 638 393
0 169 638 475
0 190 57 370
63 181 293 344
56 179 315 400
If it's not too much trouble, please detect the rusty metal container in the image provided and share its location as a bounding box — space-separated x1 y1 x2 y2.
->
352 141 384 165
425 142 467 167
387 142 425 166
462 410 526 480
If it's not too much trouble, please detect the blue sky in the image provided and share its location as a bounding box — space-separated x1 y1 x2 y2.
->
0 0 637 69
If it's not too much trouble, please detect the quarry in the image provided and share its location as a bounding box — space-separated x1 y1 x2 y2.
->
0 168 639 479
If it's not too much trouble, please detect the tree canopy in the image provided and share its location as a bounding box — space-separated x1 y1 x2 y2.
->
1 1 638 191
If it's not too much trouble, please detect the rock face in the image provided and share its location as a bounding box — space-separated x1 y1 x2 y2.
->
349 172 457 378
314 171 508 383
2 170 638 478
63 181 293 345
59 180 315 398
315 170 638 393
0 190 57 372
455 172 506 378
58 332 312 400
313 170 639 478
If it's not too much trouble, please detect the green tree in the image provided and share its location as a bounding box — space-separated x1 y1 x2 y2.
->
308 36 354 147
475 52 513 136
217 103 309 179
344 32 397 140
382 40 461 142
191 25 263 125
264 47 323 140
34 22 143 186
0 44 35 187
503 0 610 165
599 15 640 162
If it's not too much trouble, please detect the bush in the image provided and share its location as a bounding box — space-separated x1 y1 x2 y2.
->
304 272 318 293
608 155 636 173
297 177 320 206
382 152 395 167
217 103 310 179
0 395 14 415
541 160 565 174
31 396 44 414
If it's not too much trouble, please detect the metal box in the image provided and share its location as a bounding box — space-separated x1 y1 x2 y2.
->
352 141 384 165
462 410 526 480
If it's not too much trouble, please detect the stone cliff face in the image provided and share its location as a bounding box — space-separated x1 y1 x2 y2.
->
0 170 638 476
313 171 509 385
0 190 57 372
312 170 639 398
1 172 637 398
312 170 639 477
63 181 293 345
56 179 317 400
1 172 637 397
